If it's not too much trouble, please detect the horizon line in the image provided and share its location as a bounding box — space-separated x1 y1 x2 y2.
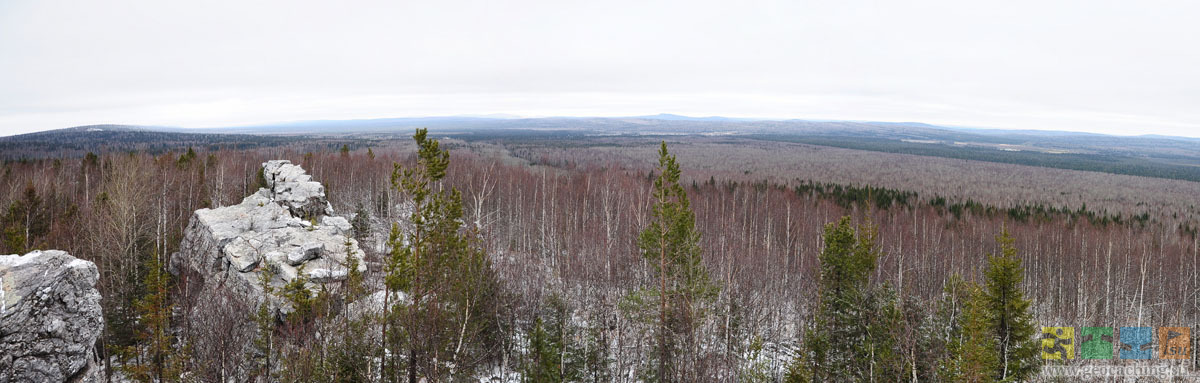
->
5 113 1200 140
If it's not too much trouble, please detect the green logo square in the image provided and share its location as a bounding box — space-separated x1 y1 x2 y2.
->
1081 327 1114 359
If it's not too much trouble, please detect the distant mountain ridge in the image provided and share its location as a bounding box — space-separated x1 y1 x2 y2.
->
6 115 1199 142
630 113 758 122
6 115 1200 182
10 115 1200 147
0 124 304 159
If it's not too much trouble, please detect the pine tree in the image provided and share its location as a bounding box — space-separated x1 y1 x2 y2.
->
381 221 409 380
384 128 503 382
635 141 718 382
739 335 773 383
329 251 374 382
782 352 811 383
278 265 319 327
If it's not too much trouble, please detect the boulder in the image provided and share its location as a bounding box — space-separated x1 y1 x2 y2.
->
0 250 103 383
172 160 366 320
287 242 323 266
170 160 367 380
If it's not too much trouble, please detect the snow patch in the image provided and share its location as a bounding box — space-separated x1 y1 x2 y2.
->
478 366 522 383
0 251 42 268
66 258 91 270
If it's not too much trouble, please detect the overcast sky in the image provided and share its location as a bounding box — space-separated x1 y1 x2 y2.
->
1 0 1198 137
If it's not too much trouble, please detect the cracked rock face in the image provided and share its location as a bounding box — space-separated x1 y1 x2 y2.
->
263 160 333 220
172 160 365 320
0 250 103 383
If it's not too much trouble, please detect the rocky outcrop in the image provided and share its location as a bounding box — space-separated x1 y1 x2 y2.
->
0 250 103 383
262 159 333 220
172 160 365 319
170 160 366 379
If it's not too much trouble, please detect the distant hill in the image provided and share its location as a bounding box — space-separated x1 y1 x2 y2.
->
5 116 1200 181
631 113 758 122
0 125 304 160
208 115 1200 181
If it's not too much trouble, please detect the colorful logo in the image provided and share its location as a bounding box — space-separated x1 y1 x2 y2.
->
1039 326 1192 360
1080 327 1114 360
1041 327 1075 360
1119 327 1153 360
1159 327 1191 360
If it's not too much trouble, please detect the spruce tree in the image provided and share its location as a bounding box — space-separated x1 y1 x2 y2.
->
127 252 181 382
579 317 613 383
861 284 907 382
524 295 584 383
981 231 1039 382
251 271 276 380
793 216 905 382
936 233 1039 383
350 203 371 243
957 283 1000 383
525 316 565 383
1 182 50 253
636 141 718 383
921 275 969 382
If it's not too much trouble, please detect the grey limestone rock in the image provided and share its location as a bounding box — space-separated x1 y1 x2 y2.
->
172 160 366 320
169 160 367 381
0 250 103 383
262 160 333 220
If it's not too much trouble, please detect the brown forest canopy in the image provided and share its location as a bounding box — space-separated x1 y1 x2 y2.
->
2 126 1198 381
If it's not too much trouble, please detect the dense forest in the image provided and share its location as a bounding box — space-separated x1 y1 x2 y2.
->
747 134 1200 183
2 129 1199 382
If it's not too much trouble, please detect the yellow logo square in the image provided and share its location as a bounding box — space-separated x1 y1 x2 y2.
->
1041 327 1075 360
